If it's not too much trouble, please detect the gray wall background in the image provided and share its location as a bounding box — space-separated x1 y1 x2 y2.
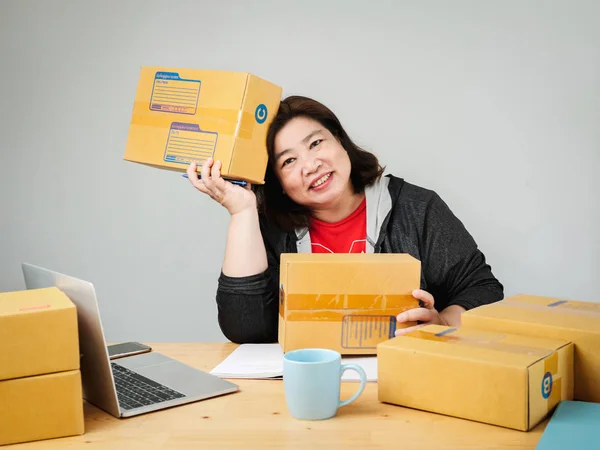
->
1 0 598 342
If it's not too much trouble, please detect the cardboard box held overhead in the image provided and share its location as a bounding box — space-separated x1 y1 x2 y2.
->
461 294 600 403
378 325 574 431
278 253 421 355
0 370 84 446
124 66 282 184
0 287 80 381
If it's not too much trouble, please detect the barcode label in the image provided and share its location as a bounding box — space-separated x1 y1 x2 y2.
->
341 315 396 349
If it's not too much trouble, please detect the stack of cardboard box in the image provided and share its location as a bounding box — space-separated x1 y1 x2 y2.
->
0 287 84 446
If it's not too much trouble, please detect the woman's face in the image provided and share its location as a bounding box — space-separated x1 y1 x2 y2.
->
272 116 354 212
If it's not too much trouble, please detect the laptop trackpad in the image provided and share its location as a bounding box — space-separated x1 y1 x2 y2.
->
115 352 237 397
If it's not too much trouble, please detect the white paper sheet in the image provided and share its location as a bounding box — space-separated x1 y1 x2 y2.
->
210 344 378 382
211 344 284 379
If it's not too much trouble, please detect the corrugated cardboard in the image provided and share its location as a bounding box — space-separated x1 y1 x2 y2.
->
0 287 79 381
278 253 421 355
378 325 574 431
0 370 84 446
124 66 282 184
461 294 600 402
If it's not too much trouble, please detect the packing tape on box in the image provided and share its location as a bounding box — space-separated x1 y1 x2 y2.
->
284 293 417 310
544 352 562 406
130 106 256 140
498 299 600 318
407 328 555 358
285 309 410 322
282 312 402 349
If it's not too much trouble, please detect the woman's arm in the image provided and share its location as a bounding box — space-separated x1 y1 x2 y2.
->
186 159 279 343
421 191 504 311
395 190 503 334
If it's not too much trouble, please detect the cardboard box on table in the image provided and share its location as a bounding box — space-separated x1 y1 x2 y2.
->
278 253 421 355
377 324 574 431
0 287 84 445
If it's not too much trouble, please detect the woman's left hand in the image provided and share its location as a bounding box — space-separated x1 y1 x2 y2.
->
395 289 448 336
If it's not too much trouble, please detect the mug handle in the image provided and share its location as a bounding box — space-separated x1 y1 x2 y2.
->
338 364 367 407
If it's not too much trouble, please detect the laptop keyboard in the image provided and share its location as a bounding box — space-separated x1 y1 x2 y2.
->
111 363 186 411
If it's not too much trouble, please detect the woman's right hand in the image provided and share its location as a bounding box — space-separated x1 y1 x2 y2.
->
186 158 256 216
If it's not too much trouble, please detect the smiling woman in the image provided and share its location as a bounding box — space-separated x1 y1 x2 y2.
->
186 96 504 344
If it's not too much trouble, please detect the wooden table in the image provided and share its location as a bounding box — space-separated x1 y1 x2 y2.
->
8 343 546 449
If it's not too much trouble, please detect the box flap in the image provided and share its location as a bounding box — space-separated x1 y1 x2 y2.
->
465 295 600 333
281 253 418 263
282 253 420 298
0 287 74 316
381 325 569 368
0 287 79 381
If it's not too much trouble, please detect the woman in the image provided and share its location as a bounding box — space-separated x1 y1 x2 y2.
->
187 96 504 344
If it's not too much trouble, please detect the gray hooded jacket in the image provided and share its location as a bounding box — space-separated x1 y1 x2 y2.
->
215 174 504 343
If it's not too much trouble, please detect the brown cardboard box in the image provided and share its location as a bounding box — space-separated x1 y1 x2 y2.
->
0 370 84 446
124 66 282 184
378 325 573 431
0 287 79 381
278 253 421 354
461 294 600 402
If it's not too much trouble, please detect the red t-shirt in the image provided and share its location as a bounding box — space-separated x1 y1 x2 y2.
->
309 198 367 253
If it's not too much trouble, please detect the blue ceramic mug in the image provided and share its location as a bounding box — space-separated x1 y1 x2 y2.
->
283 348 367 420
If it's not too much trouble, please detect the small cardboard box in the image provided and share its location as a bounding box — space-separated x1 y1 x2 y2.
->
0 287 80 381
278 253 421 355
461 294 600 402
124 66 282 184
377 325 574 431
0 370 84 446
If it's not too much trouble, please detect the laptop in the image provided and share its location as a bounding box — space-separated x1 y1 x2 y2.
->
22 262 239 418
